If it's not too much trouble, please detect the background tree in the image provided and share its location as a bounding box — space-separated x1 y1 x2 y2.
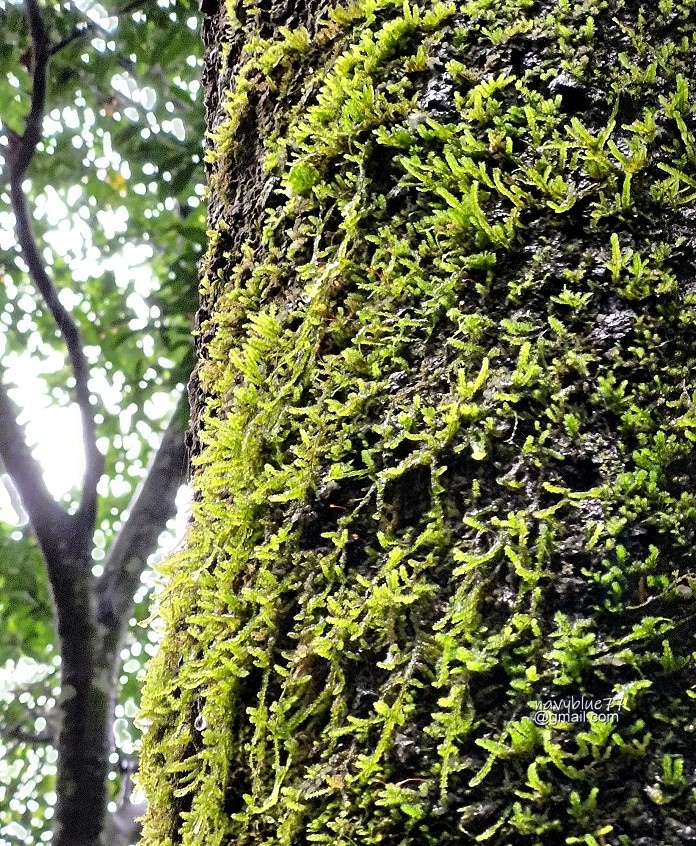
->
140 2 696 845
0 1 203 843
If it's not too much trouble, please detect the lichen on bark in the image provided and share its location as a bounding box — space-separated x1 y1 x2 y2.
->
140 2 696 845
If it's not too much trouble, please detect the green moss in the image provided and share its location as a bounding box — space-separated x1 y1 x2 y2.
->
141 2 696 845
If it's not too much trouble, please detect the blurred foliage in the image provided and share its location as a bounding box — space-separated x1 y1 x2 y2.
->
0 0 204 840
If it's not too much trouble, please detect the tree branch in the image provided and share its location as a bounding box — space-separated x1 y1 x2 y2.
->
97 391 189 641
8 181 103 522
0 469 29 524
4 0 104 533
50 0 153 56
6 0 49 181
0 378 68 557
0 721 56 746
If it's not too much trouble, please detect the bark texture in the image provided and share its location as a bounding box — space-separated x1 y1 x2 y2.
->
140 2 696 845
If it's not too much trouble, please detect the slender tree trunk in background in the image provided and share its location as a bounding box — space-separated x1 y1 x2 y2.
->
140 3 696 845
48 552 111 846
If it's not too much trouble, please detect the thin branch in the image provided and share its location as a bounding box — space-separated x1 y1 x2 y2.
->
97 391 189 640
4 0 49 181
50 0 152 56
0 722 56 746
0 378 68 557
4 0 104 531
9 181 103 523
0 469 29 524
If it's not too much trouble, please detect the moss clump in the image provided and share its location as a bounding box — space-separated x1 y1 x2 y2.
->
140 2 696 845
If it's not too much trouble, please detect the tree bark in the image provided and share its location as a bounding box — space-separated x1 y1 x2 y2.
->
140 4 696 845
51 557 111 846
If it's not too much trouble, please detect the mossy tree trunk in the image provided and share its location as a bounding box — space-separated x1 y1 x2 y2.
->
140 2 696 844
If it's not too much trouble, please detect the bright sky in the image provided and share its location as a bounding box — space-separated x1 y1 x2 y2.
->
0 362 85 522
0 233 180 527
0 341 192 539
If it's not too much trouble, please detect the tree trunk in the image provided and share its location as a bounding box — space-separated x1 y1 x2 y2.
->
45 549 112 846
140 3 696 845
